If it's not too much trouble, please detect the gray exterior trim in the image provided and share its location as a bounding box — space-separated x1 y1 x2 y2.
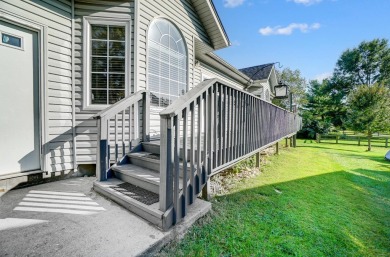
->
71 0 77 171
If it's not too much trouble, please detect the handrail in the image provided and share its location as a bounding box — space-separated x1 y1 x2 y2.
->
159 79 301 228
160 78 294 118
95 91 150 181
94 90 146 120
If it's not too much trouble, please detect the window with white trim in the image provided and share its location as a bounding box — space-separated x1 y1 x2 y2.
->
148 19 187 107
83 18 130 108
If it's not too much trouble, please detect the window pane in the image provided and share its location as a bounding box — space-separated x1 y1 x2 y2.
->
148 74 159 92
149 57 159 76
91 89 107 104
109 26 125 41
156 20 169 36
169 37 178 52
92 57 107 72
150 92 159 107
160 78 169 95
149 23 161 43
92 73 107 89
2 33 22 48
109 74 125 89
109 42 125 56
161 35 169 48
92 40 107 56
177 41 185 55
160 94 170 107
109 57 125 72
91 25 107 40
109 90 125 104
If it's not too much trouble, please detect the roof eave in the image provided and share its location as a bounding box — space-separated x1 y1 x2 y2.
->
192 0 230 50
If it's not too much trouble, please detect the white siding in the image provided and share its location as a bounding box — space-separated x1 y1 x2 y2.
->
196 62 245 89
74 0 134 164
1 0 74 172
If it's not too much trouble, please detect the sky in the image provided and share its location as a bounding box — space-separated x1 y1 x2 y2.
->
213 0 390 82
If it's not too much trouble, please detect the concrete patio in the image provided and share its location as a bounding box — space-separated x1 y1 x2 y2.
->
0 177 211 257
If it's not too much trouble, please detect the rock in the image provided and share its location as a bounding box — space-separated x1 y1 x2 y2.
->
385 150 390 161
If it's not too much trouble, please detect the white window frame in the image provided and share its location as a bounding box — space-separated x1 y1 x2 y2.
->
147 18 188 109
83 17 131 110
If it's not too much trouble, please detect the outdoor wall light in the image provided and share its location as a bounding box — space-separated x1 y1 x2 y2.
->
274 81 289 99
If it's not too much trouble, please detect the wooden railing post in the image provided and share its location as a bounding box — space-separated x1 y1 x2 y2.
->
276 141 279 154
255 151 261 167
159 116 173 212
385 138 388 148
142 91 150 142
96 117 108 181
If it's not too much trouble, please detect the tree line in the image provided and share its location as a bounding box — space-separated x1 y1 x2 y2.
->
274 38 390 151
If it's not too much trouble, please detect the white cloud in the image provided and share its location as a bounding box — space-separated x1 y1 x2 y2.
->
288 0 322 5
224 0 245 8
314 72 332 81
259 23 321 36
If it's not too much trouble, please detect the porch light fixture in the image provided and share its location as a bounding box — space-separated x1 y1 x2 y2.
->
274 81 289 99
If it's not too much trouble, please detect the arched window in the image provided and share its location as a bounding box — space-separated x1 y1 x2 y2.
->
148 19 187 107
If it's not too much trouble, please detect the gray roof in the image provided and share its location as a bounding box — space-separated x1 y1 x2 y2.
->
239 63 274 81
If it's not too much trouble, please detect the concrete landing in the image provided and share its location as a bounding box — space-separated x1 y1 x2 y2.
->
0 177 211 257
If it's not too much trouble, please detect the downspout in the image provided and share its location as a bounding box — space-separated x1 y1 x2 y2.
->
71 0 77 173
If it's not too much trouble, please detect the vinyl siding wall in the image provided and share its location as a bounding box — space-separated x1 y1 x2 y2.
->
74 0 135 164
0 0 74 172
195 62 246 89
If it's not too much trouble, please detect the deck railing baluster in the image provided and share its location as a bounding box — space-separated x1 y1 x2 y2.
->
190 103 195 204
182 108 188 217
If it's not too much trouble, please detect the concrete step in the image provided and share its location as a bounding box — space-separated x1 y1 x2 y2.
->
93 178 165 228
112 164 159 194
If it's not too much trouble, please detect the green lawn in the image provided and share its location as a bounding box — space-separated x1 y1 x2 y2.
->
159 140 390 257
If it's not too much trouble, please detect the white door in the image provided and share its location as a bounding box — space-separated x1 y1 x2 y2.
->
0 21 40 175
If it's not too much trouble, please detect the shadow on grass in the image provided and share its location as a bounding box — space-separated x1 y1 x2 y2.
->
297 144 364 153
200 169 390 257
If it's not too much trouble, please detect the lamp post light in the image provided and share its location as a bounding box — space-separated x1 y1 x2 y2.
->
274 81 289 99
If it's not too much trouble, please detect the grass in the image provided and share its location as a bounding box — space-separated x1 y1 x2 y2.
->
159 140 390 257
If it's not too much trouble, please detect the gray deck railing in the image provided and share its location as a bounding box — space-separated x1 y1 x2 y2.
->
94 90 150 181
159 79 301 226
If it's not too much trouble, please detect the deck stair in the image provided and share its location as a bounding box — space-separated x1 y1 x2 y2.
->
93 140 187 229
92 80 302 231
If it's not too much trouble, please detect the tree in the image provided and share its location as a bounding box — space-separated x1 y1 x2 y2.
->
346 84 390 151
334 39 390 89
273 67 307 110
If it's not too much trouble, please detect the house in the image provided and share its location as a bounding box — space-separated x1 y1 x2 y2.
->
240 63 280 101
0 0 301 230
